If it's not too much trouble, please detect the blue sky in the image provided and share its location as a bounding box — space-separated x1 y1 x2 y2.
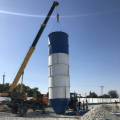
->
0 0 120 97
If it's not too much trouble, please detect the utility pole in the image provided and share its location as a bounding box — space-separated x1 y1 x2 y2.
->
100 86 104 96
3 72 5 92
100 86 104 103
79 94 81 110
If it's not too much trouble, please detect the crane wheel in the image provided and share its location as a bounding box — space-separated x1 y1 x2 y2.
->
42 104 45 113
10 107 18 114
33 108 35 111
73 101 78 111
11 92 20 99
23 106 28 114
20 106 28 115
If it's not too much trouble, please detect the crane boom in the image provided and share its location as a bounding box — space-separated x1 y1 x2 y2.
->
0 1 59 96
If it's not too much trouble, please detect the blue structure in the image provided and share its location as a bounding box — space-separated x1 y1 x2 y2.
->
48 31 70 114
66 110 89 115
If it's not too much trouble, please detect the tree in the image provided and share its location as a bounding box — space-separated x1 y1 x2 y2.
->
87 91 98 98
15 83 31 93
5 83 10 91
90 92 98 98
0 83 11 92
98 95 103 98
24 86 30 93
0 83 41 97
108 90 119 98
86 95 90 98
27 87 41 97
89 91 91 96
32 87 41 95
102 94 110 98
27 89 34 97
80 96 83 98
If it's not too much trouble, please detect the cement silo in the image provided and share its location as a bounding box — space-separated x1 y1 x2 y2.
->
48 31 70 114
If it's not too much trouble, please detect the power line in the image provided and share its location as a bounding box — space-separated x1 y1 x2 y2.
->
1 75 48 83
71 85 100 87
24 79 48 83
3 74 48 81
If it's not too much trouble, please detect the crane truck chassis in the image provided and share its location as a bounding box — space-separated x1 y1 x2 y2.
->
7 100 46 115
0 1 59 115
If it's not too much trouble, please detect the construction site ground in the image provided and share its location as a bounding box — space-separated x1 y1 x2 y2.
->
0 103 120 120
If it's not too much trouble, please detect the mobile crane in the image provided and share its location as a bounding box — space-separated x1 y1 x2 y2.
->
0 1 59 115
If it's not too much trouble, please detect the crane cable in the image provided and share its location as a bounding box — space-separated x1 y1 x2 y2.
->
50 21 58 33
57 6 59 31
50 5 65 32
57 5 65 32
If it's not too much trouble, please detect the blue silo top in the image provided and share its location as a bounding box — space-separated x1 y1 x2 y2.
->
48 31 69 55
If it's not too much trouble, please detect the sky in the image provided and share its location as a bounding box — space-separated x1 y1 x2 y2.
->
0 0 120 97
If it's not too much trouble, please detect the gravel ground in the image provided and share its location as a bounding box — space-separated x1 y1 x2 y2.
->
0 107 77 120
0 104 120 120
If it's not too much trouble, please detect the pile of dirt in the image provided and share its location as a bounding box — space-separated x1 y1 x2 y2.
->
82 106 119 120
100 104 120 113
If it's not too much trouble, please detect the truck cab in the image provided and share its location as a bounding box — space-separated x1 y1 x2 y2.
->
36 94 49 108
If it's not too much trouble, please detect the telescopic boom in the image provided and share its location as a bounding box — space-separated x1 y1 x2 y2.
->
0 1 59 96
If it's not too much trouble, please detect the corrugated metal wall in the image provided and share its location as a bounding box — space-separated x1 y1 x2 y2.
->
77 98 120 103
